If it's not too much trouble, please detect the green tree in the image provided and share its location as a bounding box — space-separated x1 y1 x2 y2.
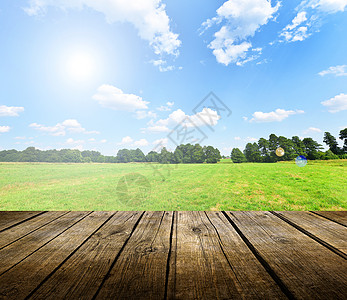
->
146 151 160 162
323 132 340 154
192 144 205 163
230 148 247 163
243 143 261 162
292 136 307 156
302 138 323 160
339 128 347 153
203 146 221 163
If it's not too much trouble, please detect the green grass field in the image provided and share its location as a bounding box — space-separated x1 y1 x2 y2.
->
0 160 346 211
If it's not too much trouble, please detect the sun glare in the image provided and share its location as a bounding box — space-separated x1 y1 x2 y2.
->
66 52 95 82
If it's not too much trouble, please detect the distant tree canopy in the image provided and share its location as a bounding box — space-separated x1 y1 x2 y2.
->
230 128 347 163
1 128 346 163
0 144 221 164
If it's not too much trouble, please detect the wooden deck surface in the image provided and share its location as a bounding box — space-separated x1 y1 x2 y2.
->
0 211 346 299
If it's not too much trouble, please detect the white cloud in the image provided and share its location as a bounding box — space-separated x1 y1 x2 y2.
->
313 0 347 13
65 138 85 150
134 110 157 119
24 0 181 56
100 139 107 143
153 138 168 146
319 65 347 76
321 93 347 113
280 11 310 42
145 108 221 133
118 136 134 145
280 12 310 42
150 59 179 72
303 127 322 134
242 116 248 121
133 138 149 146
249 108 305 122
93 85 149 112
245 137 258 142
157 101 175 112
0 125 10 133
234 136 241 140
280 0 347 43
201 0 280 66
0 105 24 117
29 119 99 136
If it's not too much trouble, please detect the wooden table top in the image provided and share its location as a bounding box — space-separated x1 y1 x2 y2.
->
0 211 346 299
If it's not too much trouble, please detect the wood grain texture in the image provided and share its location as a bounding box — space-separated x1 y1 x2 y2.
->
0 211 67 249
312 211 347 227
0 212 114 299
168 211 264 299
0 211 44 232
95 211 172 300
273 211 347 254
30 211 143 300
204 212 286 299
226 211 347 299
0 211 346 299
0 211 89 276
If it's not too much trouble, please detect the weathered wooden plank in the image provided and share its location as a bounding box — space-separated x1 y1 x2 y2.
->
0 211 67 249
0 211 44 232
0 211 114 299
95 211 171 300
204 212 287 299
273 211 347 254
312 211 347 227
168 211 260 299
226 211 347 299
29 211 143 300
0 211 89 275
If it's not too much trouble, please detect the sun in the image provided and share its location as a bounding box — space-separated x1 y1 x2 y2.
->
66 52 95 82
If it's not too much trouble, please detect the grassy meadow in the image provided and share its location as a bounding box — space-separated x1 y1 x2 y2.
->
0 159 346 211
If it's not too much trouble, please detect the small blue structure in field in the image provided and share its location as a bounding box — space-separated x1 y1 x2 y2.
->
295 155 307 167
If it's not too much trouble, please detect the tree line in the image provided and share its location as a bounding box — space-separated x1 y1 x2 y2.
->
1 129 346 164
0 144 221 164
230 129 347 163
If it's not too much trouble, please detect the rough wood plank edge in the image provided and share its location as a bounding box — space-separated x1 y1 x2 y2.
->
164 211 175 300
0 212 47 233
271 211 347 260
91 211 146 299
0 212 92 277
311 211 347 227
221 211 296 300
24 212 117 300
0 212 69 251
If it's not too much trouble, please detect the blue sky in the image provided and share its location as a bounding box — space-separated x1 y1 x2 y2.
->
1 0 346 155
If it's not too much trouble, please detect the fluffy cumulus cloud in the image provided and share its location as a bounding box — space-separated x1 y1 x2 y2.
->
200 0 280 66
24 0 181 56
0 125 11 133
134 110 157 119
133 138 149 146
65 138 85 151
303 127 322 134
93 85 149 112
319 65 347 76
280 0 347 43
321 93 347 113
118 136 134 145
117 136 148 147
150 59 179 72
145 108 221 133
280 11 310 42
157 101 174 112
249 108 304 122
0 105 24 117
29 119 99 136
